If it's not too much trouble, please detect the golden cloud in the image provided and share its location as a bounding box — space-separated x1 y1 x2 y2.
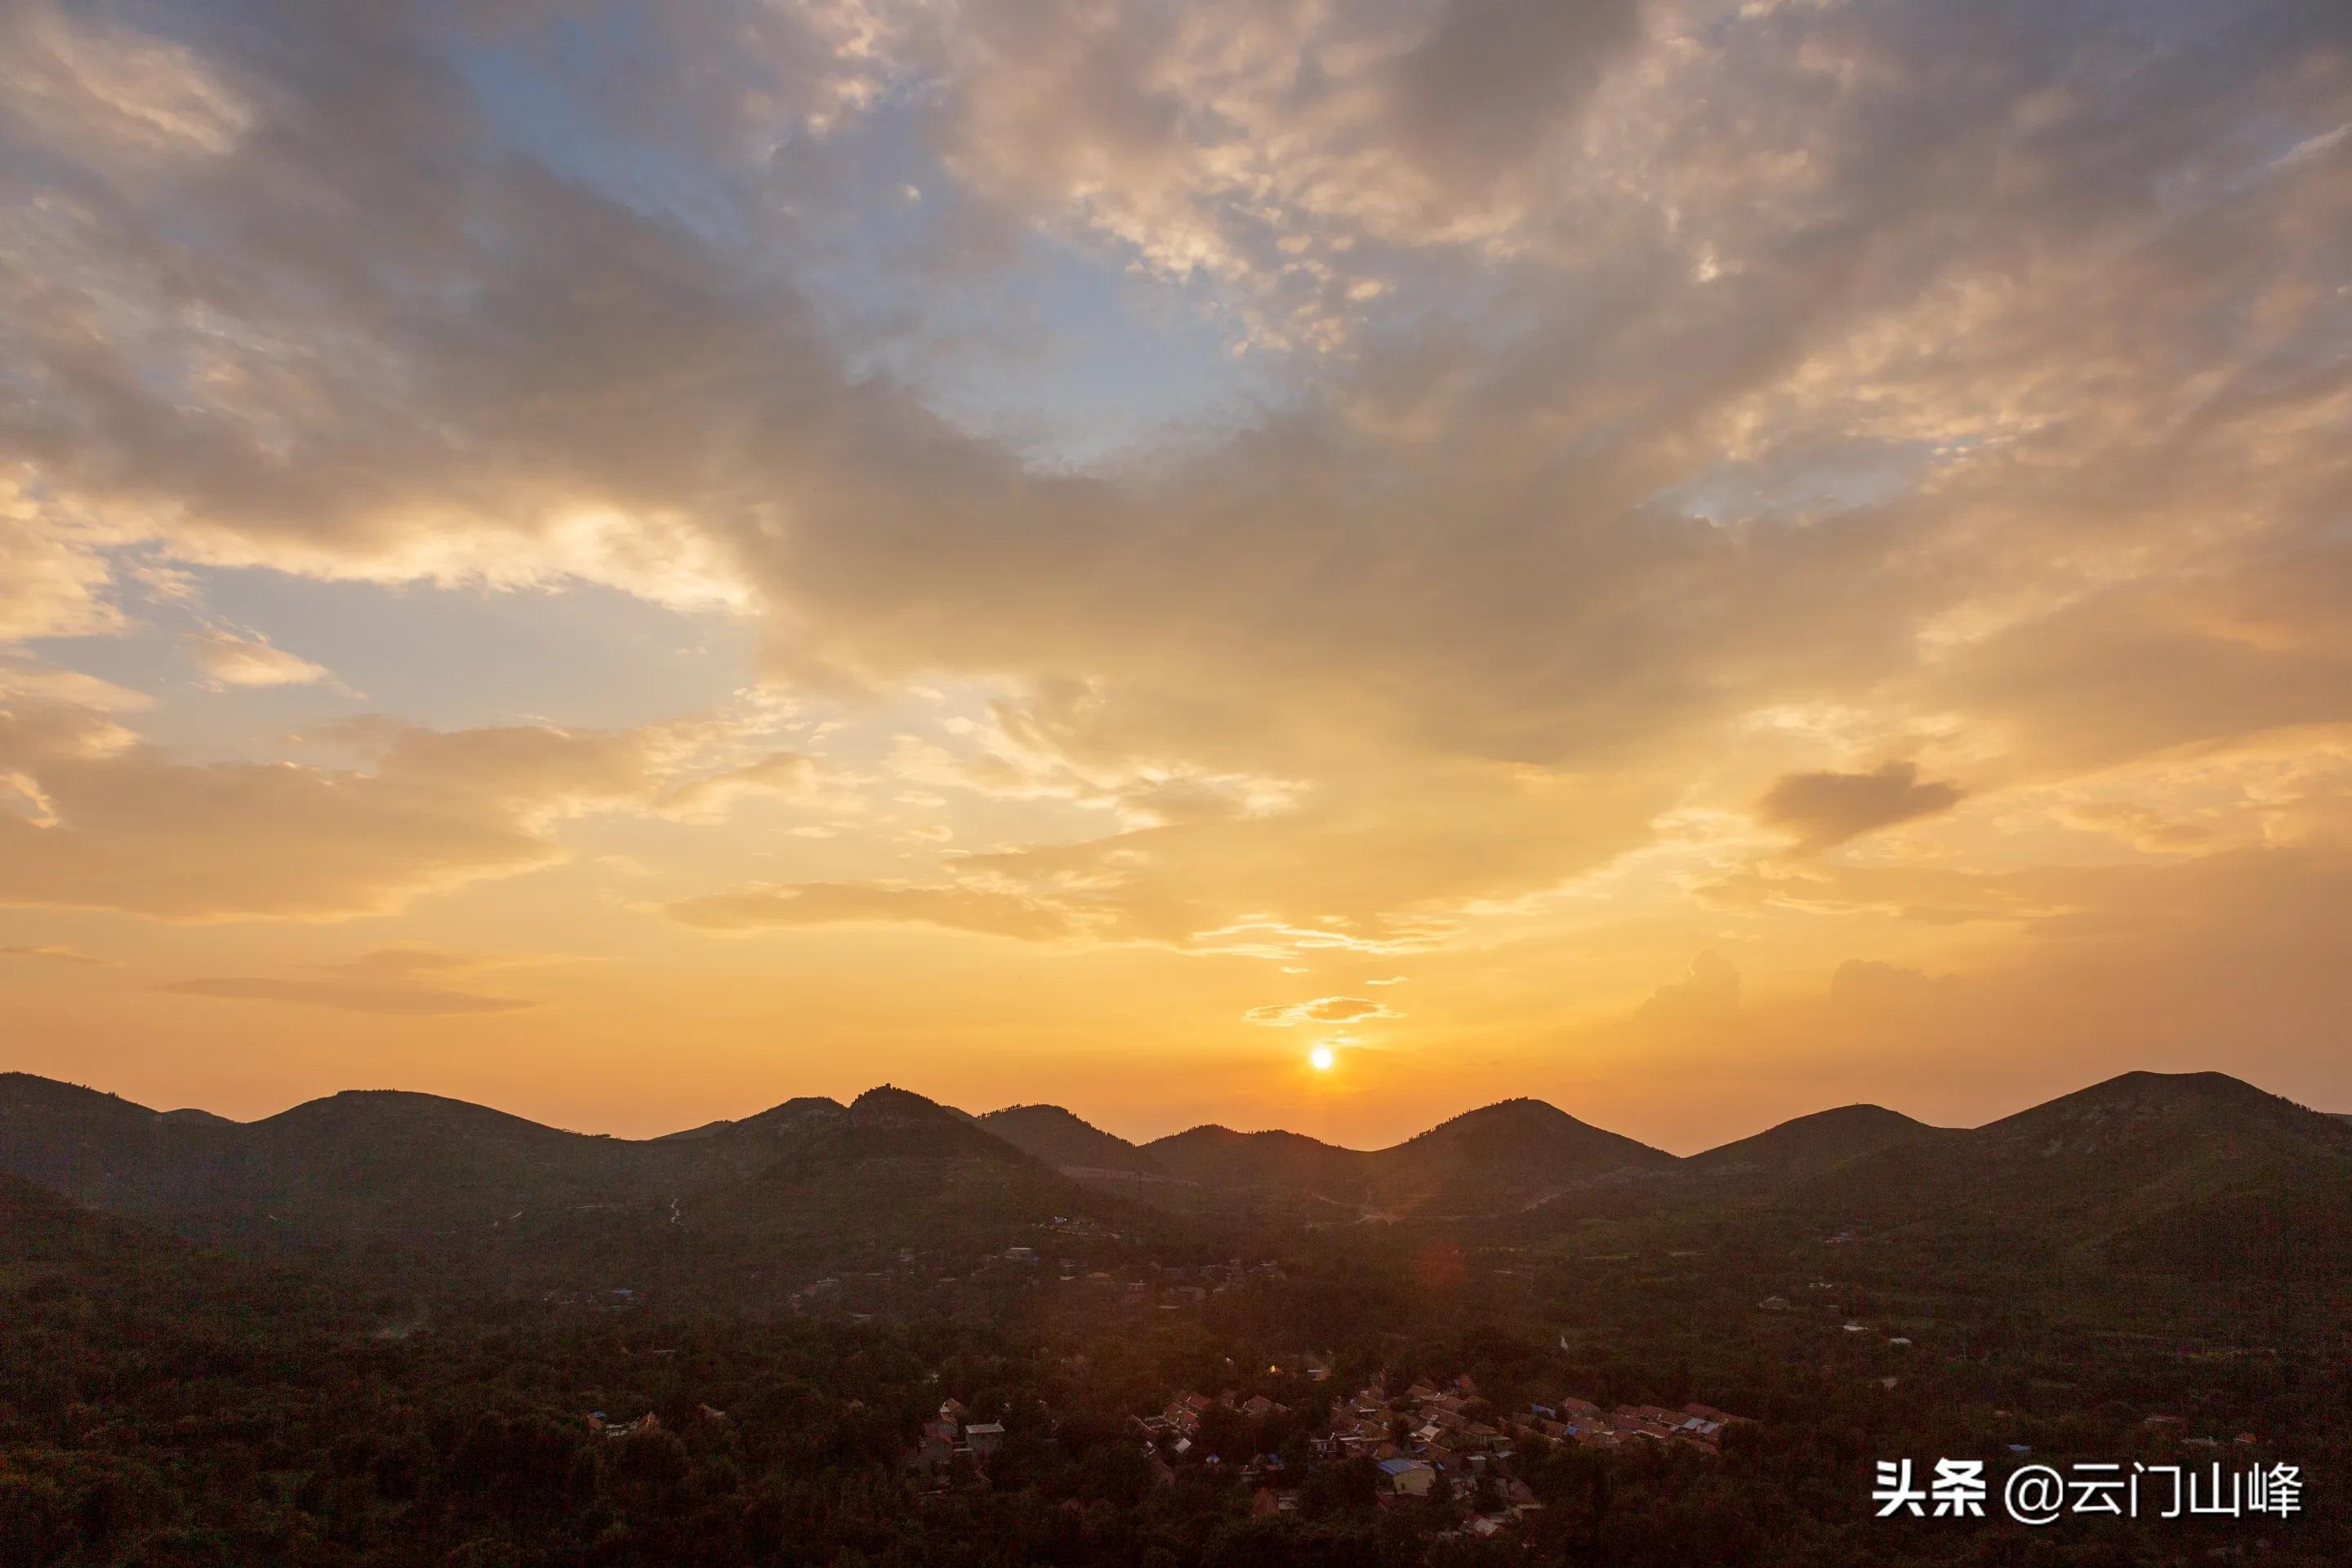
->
1241 995 1402 1028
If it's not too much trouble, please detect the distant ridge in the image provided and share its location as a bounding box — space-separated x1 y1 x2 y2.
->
1782 1071 2352 1276
0 1074 1098 1281
1686 1103 1948 1183
5 1068 2345 1275
1370 1098 1676 1214
1145 1125 1370 1202
979 1103 1163 1176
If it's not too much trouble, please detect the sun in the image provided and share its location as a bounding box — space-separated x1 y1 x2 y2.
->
1309 1045 1335 1072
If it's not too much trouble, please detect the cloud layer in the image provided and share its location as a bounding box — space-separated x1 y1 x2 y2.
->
2 0 2348 1135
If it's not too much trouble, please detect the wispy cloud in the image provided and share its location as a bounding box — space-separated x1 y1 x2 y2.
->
158 948 543 1015
1 942 114 966
182 626 333 689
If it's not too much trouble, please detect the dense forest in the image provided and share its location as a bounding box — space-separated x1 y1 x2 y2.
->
2 1159 2345 1568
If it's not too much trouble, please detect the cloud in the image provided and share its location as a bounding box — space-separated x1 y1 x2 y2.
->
0 658 150 712
0 2 252 162
657 751 818 820
1828 958 1936 1004
183 626 332 688
0 942 112 966
1241 995 1402 1027
1634 950 1742 1024
158 947 538 1015
0 483 121 642
665 881 1088 942
0 0 2345 1075
0 700 811 920
1389 0 1646 189
1757 762 1967 852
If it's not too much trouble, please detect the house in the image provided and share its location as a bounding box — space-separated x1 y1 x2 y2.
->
964 1422 1006 1459
1378 1458 1437 1497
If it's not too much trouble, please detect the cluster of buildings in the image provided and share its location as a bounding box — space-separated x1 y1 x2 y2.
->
584 1404 728 1441
1122 1374 1750 1537
1312 1374 1746 1518
904 1397 1010 1481
902 1364 1752 1522
1138 1388 1296 1460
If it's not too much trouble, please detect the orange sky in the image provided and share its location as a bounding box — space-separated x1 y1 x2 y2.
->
3 0 2350 1152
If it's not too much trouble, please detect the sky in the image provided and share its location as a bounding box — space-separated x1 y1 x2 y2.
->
2 0 2350 1153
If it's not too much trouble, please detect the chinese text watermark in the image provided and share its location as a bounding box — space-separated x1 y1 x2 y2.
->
1873 1459 2301 1523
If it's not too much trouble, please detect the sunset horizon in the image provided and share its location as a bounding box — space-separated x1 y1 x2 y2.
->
5 4 2350 1559
15 1059 2336 1165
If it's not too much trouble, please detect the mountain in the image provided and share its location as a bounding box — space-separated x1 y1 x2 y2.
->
13 1068 2340 1282
0 1075 677 1247
1138 1100 1677 1218
1686 1103 1949 1185
1784 1071 2352 1276
0 1074 1120 1294
1145 1125 1374 1208
979 1104 1165 1177
1365 1099 1677 1215
0 1170 176 1275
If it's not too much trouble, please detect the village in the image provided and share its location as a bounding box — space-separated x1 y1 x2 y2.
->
906 1370 1752 1541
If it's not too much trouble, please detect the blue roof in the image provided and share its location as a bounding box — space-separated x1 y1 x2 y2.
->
1377 1458 1418 1475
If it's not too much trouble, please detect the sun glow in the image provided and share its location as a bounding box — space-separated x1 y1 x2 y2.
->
1309 1045 1335 1071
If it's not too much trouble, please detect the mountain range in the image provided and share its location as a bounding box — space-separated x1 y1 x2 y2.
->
4 1067 2347 1282
0 1074 1103 1301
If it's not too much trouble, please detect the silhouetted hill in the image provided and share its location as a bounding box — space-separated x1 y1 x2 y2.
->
12 1068 2341 1285
0 1073 242 1229
1786 1071 2352 1276
1145 1125 1373 1207
1368 1099 1677 1215
0 1075 1120 1295
980 1104 1164 1176
0 1171 172 1273
1138 1100 1675 1217
1686 1103 1949 1184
